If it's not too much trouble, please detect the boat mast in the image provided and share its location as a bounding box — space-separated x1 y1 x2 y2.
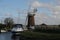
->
17 9 20 24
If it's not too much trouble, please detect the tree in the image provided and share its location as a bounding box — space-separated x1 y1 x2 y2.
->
4 17 14 30
0 23 2 32
58 24 60 27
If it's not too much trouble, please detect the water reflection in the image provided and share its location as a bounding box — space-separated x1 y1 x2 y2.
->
0 32 12 40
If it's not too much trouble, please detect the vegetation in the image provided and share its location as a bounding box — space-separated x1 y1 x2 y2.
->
58 24 60 27
34 27 60 33
20 23 60 40
0 23 2 32
0 23 6 30
20 31 60 40
0 23 2 30
4 17 14 30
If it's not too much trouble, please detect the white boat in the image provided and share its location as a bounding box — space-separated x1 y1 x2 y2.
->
1 30 7 32
11 27 23 32
11 24 24 33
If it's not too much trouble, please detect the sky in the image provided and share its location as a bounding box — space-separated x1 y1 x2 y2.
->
0 0 60 25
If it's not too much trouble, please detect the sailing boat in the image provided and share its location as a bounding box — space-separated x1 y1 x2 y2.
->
11 7 37 32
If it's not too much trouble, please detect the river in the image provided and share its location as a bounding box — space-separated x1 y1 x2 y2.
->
0 32 14 40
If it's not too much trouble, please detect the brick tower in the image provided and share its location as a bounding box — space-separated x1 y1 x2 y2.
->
27 8 37 30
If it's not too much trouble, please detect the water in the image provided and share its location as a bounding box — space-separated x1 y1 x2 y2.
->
0 32 12 40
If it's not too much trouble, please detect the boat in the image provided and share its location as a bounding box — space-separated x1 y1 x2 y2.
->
1 30 7 32
11 24 24 33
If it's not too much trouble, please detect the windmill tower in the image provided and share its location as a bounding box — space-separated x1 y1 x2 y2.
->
27 8 37 30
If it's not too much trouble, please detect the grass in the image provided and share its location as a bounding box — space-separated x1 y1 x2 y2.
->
20 31 60 40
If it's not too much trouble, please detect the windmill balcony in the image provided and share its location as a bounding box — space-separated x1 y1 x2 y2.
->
28 14 35 16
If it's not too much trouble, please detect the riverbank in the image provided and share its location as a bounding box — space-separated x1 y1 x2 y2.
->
19 31 60 40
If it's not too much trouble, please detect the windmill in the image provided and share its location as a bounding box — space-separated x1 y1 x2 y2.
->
24 7 37 30
16 6 37 30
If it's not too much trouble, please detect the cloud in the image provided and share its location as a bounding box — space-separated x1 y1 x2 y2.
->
29 0 60 25
31 1 53 8
31 1 40 8
35 12 60 25
50 5 60 19
2 0 60 25
52 6 60 12
16 0 60 25
35 13 50 25
4 12 11 17
55 0 60 5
